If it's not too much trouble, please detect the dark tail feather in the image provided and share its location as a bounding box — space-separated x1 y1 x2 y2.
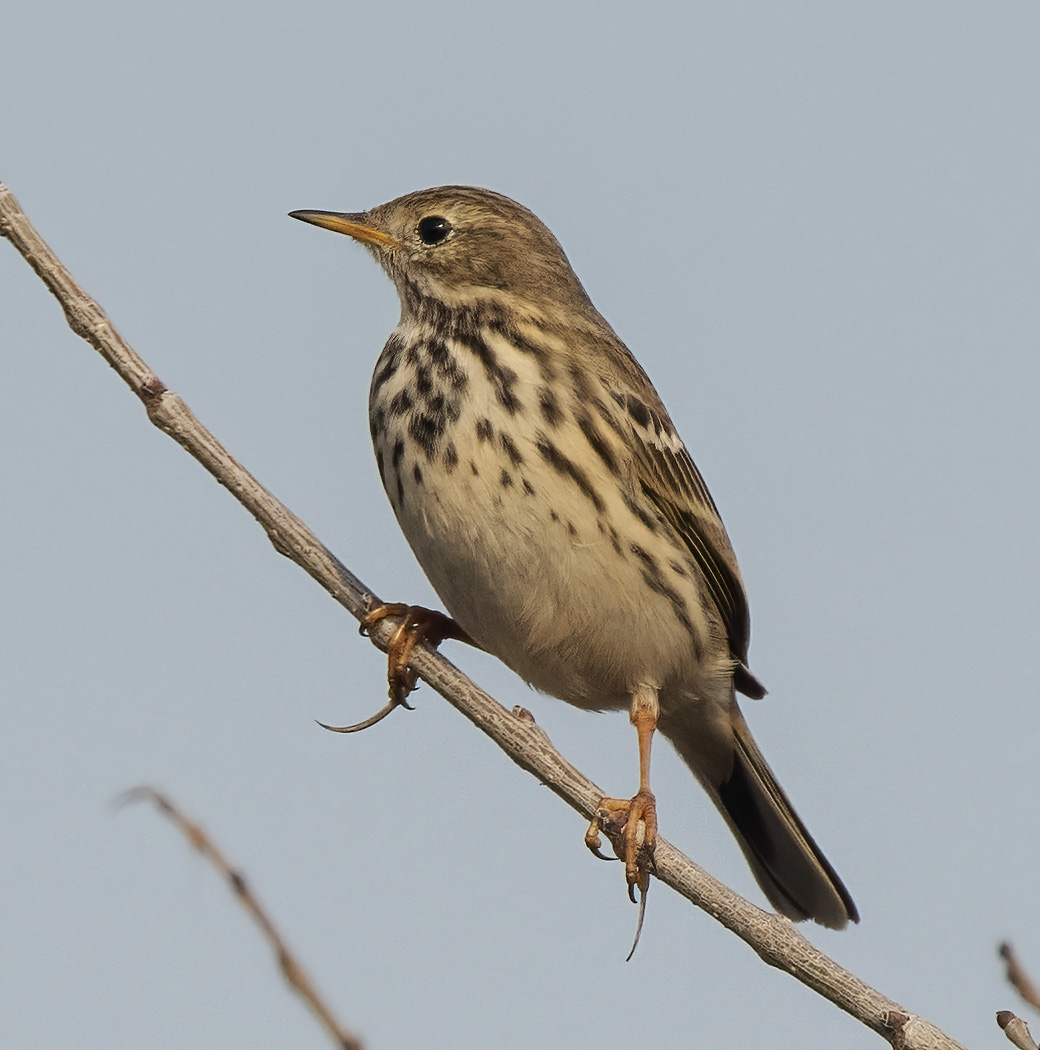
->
665 709 858 929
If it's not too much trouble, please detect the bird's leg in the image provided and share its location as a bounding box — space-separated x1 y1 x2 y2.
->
585 686 659 899
361 603 475 705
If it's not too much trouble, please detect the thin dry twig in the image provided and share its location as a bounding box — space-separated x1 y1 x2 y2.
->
1002 944 1040 1013
1 182 968 1050
998 1011 1039 1050
117 787 363 1050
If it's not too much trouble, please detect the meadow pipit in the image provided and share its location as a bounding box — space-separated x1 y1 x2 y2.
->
291 186 857 928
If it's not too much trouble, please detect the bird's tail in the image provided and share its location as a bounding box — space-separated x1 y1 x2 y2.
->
660 704 858 929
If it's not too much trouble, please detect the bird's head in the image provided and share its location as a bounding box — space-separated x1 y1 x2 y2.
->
291 185 598 323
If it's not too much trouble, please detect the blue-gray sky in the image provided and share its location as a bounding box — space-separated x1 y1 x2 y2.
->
3 3 1038 1048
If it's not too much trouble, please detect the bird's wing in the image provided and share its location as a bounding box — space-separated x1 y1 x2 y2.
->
617 385 765 698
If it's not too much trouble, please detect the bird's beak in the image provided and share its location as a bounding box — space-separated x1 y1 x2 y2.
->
289 210 399 249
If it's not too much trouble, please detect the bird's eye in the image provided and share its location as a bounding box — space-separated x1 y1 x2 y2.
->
417 215 452 245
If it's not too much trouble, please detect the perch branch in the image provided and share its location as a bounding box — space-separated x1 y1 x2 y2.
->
1 182 966 1050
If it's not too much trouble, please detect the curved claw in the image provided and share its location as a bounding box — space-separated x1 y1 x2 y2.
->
625 884 649 962
588 835 613 860
317 698 403 734
584 814 620 862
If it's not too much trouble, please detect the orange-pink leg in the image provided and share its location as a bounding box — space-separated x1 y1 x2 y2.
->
585 686 659 898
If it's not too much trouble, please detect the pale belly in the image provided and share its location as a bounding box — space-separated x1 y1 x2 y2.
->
376 412 716 713
366 319 739 714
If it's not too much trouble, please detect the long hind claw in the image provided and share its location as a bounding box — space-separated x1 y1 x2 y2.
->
317 698 401 734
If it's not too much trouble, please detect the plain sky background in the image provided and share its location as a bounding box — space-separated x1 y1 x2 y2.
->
2 3 1038 1048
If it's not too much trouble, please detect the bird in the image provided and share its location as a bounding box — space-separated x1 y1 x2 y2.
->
290 186 858 929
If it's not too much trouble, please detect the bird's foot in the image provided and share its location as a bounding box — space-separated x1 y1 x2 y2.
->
585 788 657 900
322 604 472 734
360 603 470 705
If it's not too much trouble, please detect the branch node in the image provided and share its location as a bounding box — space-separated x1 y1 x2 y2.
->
266 526 296 559
139 375 168 406
997 1011 1039 1050
885 1009 910 1050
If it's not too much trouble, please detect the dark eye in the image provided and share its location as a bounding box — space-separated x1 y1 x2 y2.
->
417 215 452 245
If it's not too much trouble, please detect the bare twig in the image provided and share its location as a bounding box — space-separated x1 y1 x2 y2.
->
998 1011 1039 1050
1 182 968 1050
1002 944 1040 1013
117 787 363 1050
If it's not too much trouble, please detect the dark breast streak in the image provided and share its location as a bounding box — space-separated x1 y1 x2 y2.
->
368 322 716 661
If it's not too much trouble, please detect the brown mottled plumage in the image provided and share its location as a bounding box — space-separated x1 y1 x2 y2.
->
291 186 857 928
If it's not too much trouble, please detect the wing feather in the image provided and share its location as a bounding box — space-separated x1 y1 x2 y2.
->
620 387 765 698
